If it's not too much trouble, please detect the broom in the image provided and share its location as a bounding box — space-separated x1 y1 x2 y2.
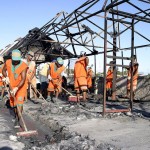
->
49 78 78 102
61 86 79 102
5 82 38 137
31 83 79 103
30 78 79 103
30 83 48 103
31 83 48 104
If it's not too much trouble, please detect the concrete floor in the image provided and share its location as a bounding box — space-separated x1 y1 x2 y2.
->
0 107 24 150
69 117 150 150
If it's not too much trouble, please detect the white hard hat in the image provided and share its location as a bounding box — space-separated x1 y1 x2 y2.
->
0 56 4 63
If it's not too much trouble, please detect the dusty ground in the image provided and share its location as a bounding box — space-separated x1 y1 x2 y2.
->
0 106 25 150
69 117 150 150
0 90 150 150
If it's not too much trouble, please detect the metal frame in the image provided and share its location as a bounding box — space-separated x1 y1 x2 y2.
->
39 0 149 115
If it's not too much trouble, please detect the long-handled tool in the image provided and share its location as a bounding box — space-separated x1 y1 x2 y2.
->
55 79 80 102
5 82 38 137
61 86 79 102
50 77 79 102
30 83 48 103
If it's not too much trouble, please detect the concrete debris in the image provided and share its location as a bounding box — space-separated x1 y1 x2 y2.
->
96 143 120 150
9 135 18 142
37 103 100 121
76 114 88 120
125 111 132 117
105 112 124 119
24 132 119 150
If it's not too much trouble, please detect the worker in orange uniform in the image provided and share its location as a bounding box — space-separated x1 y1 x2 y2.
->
87 65 93 93
0 56 5 100
74 51 89 103
47 57 65 103
126 55 139 100
2 49 27 128
25 51 37 101
106 61 113 98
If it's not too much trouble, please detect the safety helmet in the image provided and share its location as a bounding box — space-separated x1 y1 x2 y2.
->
56 57 64 65
12 49 21 61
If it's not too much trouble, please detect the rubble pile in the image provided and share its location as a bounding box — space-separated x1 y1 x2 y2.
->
23 103 121 150
116 76 150 100
22 132 120 150
36 102 101 120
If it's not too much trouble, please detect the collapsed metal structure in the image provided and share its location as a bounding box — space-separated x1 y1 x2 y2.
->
1 30 74 63
2 0 150 115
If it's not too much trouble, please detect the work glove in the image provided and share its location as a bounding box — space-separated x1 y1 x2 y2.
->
28 80 31 84
2 77 10 84
127 77 131 80
12 87 19 96
48 75 52 80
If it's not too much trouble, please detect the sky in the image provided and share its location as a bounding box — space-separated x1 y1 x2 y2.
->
0 0 150 74
0 0 84 47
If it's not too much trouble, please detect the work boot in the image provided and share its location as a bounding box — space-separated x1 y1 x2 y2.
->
12 115 16 122
0 96 3 101
46 96 51 102
108 89 112 96
14 119 20 129
51 97 57 103
126 111 132 116
80 101 86 107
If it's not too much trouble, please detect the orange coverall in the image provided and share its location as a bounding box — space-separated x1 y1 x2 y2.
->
0 64 4 89
87 68 93 88
6 59 27 107
127 63 139 91
47 62 65 92
106 67 113 89
74 56 88 91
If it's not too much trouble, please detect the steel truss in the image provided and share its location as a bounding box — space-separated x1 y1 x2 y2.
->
39 0 149 115
3 0 150 115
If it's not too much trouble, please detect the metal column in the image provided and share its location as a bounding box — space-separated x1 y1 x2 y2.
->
130 19 135 111
103 11 108 116
121 51 124 77
112 32 117 100
94 55 96 76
